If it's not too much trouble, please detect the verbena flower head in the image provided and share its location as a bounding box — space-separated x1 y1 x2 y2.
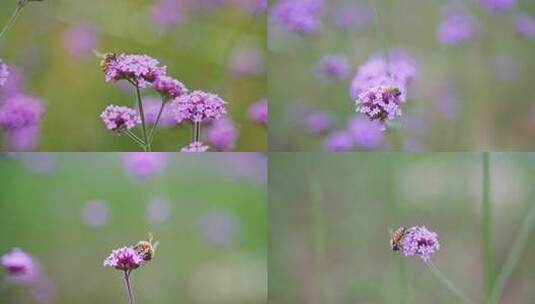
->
316 54 351 80
248 97 268 125
102 53 167 88
437 11 476 46
0 59 9 87
121 152 168 179
304 111 334 135
205 117 238 151
480 0 516 14
324 130 354 152
271 0 324 34
142 98 175 127
1 248 38 285
100 105 141 132
171 90 227 124
0 94 45 131
152 75 188 100
181 141 210 152
515 14 535 40
356 82 406 127
103 247 143 271
399 226 440 262
347 117 384 149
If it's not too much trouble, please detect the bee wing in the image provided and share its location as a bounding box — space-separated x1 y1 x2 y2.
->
153 241 159 256
148 232 154 243
93 49 107 59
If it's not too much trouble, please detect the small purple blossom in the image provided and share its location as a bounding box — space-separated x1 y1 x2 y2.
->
205 117 238 151
248 97 268 125
142 97 176 127
152 75 188 99
0 94 45 131
121 152 168 179
480 0 516 14
316 54 351 80
103 247 143 271
304 111 334 135
1 248 38 285
81 200 110 228
229 48 265 76
515 14 535 40
437 11 476 46
171 90 227 124
346 117 384 149
399 226 440 262
0 59 9 87
356 82 406 126
100 105 141 132
102 54 167 88
5 125 41 151
324 130 354 152
181 141 210 152
64 24 99 60
271 0 324 34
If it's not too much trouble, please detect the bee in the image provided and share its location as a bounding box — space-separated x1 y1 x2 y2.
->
133 233 159 261
385 86 402 98
390 227 407 251
93 50 117 73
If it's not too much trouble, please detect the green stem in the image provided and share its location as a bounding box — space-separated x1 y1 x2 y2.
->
147 98 167 144
133 84 150 151
191 122 201 142
491 202 535 302
0 3 25 42
482 152 496 304
309 172 329 303
124 130 146 149
427 262 473 304
123 270 135 304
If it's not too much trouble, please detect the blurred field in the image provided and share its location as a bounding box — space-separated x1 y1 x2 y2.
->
0 0 266 151
0 153 267 303
269 0 535 151
269 153 535 303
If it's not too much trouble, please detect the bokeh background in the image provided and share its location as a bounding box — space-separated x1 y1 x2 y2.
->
269 153 535 303
0 152 267 303
269 0 535 151
0 0 266 151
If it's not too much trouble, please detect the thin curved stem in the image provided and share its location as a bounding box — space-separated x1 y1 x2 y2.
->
124 130 146 149
123 270 135 304
191 122 201 143
133 84 150 151
426 261 473 304
0 3 25 42
482 152 496 304
147 99 167 144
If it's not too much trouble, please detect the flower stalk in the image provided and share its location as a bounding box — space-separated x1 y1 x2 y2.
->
426 261 473 304
123 270 135 304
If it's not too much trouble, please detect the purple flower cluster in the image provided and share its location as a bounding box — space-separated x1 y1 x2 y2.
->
437 11 476 46
316 54 351 80
102 54 167 88
399 226 440 262
324 130 353 152
271 0 324 34
0 94 45 131
205 117 238 151
0 59 9 87
171 90 227 124
479 0 516 14
248 97 268 125
356 82 406 126
100 105 141 132
515 14 535 40
152 75 188 100
181 141 210 152
103 247 143 271
1 248 38 285
346 117 384 149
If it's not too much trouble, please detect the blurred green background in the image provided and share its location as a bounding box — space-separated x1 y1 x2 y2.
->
269 153 535 303
0 0 266 151
269 0 535 151
0 153 266 303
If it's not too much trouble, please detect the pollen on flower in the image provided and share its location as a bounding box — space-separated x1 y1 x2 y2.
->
398 226 440 262
100 105 141 132
103 247 144 271
180 141 210 152
170 90 227 124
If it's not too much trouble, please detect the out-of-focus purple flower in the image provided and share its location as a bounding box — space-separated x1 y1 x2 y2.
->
436 88 462 121
515 14 535 40
20 154 59 175
304 111 334 134
152 75 188 100
324 130 354 151
221 153 267 184
0 94 45 131
205 117 238 151
102 53 167 88
64 24 99 60
0 59 9 87
181 141 210 152
437 11 476 46
316 54 351 80
122 152 168 179
5 125 41 151
142 97 176 127
103 247 143 271
399 226 440 262
332 4 373 31
152 0 186 28
146 197 172 224
248 97 267 125
171 90 227 124
480 0 516 14
347 117 384 149
270 0 324 34
356 82 406 126
229 48 265 77
350 53 417 99
231 0 268 15
81 200 110 228
493 54 522 83
199 211 242 246
100 105 141 132
1 248 38 285
0 65 25 98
